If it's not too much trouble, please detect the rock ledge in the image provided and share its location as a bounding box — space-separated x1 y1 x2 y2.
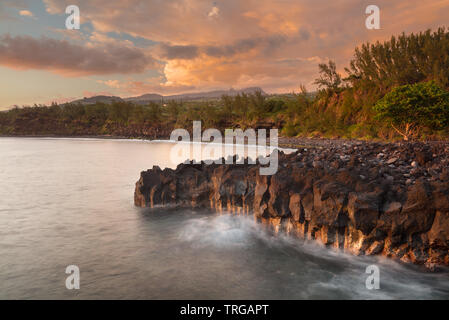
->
135 141 449 269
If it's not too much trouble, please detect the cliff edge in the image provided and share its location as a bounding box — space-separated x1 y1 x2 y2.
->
135 141 449 269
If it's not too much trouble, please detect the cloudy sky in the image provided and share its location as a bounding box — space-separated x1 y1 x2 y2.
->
0 0 448 109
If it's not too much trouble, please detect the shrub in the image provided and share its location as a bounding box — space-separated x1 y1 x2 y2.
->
374 81 449 140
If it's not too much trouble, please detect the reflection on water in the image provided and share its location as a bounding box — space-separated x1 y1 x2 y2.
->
0 137 448 299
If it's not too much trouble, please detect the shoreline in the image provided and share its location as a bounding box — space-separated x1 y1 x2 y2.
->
3 133 449 149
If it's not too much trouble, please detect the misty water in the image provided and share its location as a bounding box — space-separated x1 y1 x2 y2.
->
0 137 448 299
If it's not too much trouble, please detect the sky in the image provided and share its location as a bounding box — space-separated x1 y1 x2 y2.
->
0 0 449 109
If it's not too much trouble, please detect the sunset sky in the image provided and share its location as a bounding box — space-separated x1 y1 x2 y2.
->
1 0 449 109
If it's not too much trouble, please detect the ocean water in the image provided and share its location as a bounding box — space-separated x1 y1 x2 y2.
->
0 137 448 299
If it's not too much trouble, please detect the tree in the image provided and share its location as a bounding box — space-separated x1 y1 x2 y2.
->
166 101 182 121
314 60 342 93
374 81 449 140
345 28 449 91
248 90 267 118
147 102 162 122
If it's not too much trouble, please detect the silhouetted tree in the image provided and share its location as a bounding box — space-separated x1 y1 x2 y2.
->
314 60 342 93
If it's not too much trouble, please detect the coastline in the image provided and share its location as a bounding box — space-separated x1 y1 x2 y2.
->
135 140 449 270
0 133 417 148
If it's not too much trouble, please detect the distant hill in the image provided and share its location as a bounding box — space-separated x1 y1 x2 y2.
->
155 87 266 102
124 93 163 103
70 95 124 105
68 87 265 105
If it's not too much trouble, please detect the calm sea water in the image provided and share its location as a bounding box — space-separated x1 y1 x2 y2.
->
0 137 448 299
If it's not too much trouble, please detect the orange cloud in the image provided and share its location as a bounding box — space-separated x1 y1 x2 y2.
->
19 10 33 17
97 80 121 89
23 0 449 94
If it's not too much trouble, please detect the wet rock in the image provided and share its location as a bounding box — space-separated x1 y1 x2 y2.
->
399 181 435 235
289 193 303 222
347 192 379 235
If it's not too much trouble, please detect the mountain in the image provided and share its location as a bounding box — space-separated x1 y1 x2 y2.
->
70 95 124 105
158 87 266 102
68 87 265 105
124 93 163 102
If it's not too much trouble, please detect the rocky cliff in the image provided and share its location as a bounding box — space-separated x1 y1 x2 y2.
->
135 141 449 269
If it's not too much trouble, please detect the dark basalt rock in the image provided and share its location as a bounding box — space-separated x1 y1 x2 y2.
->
135 141 449 269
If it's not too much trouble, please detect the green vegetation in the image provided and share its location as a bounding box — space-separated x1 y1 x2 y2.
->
280 27 449 140
374 81 449 140
0 94 286 138
2 27 449 141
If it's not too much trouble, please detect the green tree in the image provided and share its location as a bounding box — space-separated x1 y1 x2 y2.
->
166 101 182 122
147 102 162 122
374 81 449 140
314 60 342 93
109 102 133 124
248 90 267 119
345 28 449 91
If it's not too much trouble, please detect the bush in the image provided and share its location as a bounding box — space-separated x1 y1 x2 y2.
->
374 81 449 140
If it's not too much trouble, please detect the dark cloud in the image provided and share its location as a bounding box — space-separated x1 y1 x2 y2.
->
204 38 260 57
160 34 294 60
159 44 199 60
0 34 156 76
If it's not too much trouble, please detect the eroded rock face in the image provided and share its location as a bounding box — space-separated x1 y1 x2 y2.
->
135 142 449 269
